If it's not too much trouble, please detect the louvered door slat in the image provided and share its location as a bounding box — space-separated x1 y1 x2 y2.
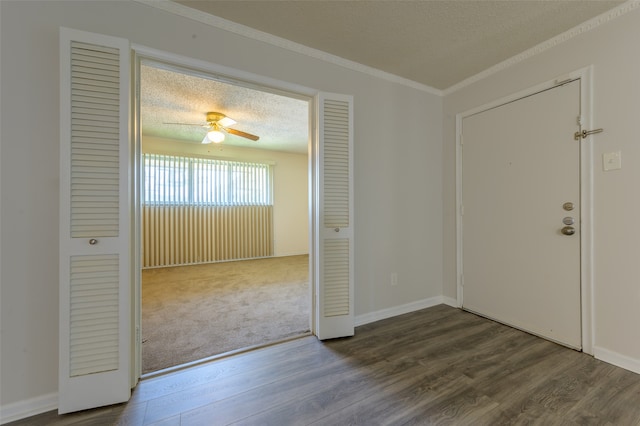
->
70 43 121 239
323 239 350 317
322 99 351 228
69 255 119 377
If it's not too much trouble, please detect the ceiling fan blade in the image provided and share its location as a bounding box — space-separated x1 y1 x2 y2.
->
163 122 207 127
218 116 236 127
225 127 260 141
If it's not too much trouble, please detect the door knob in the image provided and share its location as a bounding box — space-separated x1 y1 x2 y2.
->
89 239 98 245
561 226 575 236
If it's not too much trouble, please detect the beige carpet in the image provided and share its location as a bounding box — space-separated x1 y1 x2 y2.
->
142 255 310 374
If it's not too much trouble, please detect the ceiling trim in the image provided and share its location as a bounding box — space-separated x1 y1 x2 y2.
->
133 0 443 96
443 0 640 95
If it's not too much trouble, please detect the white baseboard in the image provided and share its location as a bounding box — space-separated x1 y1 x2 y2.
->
593 346 640 375
0 392 57 425
273 252 309 258
355 296 453 327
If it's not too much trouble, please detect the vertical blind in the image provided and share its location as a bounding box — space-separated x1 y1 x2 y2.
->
141 154 274 267
143 154 272 206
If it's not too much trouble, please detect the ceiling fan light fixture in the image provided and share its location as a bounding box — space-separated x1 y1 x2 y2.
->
180 112 257 144
207 129 225 143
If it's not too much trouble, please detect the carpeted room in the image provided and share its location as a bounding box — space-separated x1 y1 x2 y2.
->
139 63 312 374
142 255 310 374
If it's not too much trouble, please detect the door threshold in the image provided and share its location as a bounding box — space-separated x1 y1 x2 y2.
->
141 331 312 380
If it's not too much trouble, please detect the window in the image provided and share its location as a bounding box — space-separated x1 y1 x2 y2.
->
143 154 272 206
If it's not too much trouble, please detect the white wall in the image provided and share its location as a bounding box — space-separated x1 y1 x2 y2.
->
142 136 309 257
443 7 640 372
0 0 443 414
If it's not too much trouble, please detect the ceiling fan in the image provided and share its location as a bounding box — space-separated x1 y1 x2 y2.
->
168 111 260 144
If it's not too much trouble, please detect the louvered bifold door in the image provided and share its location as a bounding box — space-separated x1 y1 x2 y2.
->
59 27 131 414
315 93 354 340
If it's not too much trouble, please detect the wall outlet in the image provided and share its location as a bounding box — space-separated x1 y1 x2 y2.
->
391 272 398 286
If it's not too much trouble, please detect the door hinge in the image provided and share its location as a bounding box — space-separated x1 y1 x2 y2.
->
459 134 464 146
577 116 582 126
460 204 464 216
554 76 573 86
460 274 464 287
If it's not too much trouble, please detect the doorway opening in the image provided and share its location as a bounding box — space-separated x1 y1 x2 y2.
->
138 60 312 374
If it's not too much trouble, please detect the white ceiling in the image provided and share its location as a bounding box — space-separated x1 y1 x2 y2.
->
142 0 626 154
175 0 625 90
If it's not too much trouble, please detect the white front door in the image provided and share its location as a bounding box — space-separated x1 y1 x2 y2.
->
461 80 582 348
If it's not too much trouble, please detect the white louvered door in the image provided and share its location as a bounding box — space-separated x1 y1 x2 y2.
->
315 93 354 340
59 28 132 414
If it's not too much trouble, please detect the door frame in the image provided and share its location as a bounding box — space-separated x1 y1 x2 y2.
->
130 45 319 379
455 66 594 355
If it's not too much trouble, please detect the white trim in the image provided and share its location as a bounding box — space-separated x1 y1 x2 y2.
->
594 346 640 375
0 392 57 425
132 0 441 96
355 296 448 327
132 53 143 385
455 67 594 354
579 66 595 355
133 44 317 100
443 1 640 95
273 251 310 258
455 117 464 309
132 43 321 368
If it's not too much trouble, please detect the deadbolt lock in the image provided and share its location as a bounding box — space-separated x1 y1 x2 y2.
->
563 202 574 211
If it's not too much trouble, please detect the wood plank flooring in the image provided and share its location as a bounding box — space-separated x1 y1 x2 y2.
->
8 305 640 425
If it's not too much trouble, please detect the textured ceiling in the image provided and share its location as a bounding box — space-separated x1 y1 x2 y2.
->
141 63 309 154
175 0 625 90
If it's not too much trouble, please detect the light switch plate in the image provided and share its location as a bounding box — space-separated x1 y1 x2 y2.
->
603 151 622 171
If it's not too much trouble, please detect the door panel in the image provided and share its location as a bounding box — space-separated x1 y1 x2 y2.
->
314 93 354 340
462 80 581 348
59 27 131 413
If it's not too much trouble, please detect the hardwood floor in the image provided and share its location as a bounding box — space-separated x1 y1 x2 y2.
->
8 305 640 425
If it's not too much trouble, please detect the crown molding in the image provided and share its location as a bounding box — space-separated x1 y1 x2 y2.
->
132 0 443 96
443 0 640 95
